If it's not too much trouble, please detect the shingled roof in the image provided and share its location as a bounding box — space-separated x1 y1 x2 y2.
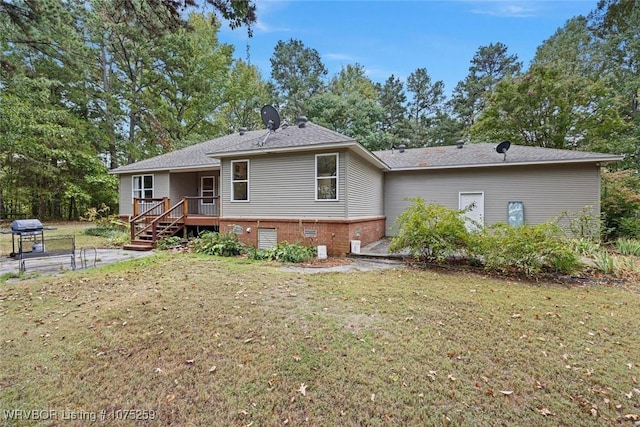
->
111 122 381 174
374 143 622 170
111 122 622 175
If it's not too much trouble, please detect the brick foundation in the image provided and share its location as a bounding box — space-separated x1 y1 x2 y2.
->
219 217 386 257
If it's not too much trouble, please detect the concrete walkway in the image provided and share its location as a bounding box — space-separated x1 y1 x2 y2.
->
0 248 156 279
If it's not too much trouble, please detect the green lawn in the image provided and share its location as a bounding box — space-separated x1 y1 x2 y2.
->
0 222 119 257
1 253 638 426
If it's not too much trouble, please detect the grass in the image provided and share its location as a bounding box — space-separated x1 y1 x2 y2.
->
0 253 639 426
0 222 113 257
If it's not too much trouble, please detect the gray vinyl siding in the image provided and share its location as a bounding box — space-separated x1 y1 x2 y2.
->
170 172 198 205
119 175 133 216
384 163 601 235
346 151 384 217
221 151 347 218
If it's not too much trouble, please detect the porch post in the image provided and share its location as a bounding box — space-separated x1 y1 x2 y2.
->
183 197 189 220
163 197 170 212
133 199 139 217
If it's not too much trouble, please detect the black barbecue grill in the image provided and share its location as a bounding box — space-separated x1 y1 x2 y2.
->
10 219 45 257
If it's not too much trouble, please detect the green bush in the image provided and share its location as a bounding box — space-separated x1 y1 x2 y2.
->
156 236 182 250
82 204 127 236
192 231 245 257
248 242 317 263
389 198 471 262
470 222 581 277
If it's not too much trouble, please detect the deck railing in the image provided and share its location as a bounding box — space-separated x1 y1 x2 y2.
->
130 197 220 245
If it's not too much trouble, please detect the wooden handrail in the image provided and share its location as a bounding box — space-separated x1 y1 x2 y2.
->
130 198 167 242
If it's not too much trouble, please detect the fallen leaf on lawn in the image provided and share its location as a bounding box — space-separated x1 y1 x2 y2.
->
632 376 637 384
590 408 598 417
626 391 634 399
154 367 163 374
448 375 456 381
371 393 375 402
537 407 554 417
165 394 176 403
427 370 436 381
634 388 640 395
298 383 307 396
499 390 513 395
481 375 489 383
209 366 217 373
511 314 521 318
623 414 639 421
292 354 301 362
185 359 194 364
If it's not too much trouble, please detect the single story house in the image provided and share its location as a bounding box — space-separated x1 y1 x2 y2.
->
110 119 622 256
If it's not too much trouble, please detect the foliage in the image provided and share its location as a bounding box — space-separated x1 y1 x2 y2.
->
614 238 640 256
192 231 245 256
558 206 601 241
471 222 581 276
269 38 328 121
388 198 471 263
156 236 183 250
601 169 640 240
448 42 522 132
248 242 317 263
81 204 127 234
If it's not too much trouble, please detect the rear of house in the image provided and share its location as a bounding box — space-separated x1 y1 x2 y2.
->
376 144 619 234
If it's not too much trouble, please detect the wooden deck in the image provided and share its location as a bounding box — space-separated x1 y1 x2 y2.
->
124 197 219 250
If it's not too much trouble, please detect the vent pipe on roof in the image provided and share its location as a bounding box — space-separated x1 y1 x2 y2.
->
297 116 308 128
456 140 464 149
239 127 247 135
398 144 406 153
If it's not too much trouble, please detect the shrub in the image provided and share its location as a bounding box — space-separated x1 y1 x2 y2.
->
156 236 182 250
249 242 317 263
192 231 245 257
389 198 471 263
471 222 581 277
82 204 127 237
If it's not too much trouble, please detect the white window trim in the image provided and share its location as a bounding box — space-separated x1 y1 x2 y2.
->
315 153 339 201
231 159 250 202
132 174 154 201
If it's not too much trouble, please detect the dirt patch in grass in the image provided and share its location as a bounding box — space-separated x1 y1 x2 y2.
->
1 253 639 426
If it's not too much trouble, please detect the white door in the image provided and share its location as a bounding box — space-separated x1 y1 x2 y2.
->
459 192 484 231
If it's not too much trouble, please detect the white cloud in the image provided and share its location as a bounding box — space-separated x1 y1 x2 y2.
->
467 1 538 18
324 53 356 62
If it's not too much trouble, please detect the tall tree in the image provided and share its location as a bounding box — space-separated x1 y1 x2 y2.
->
470 63 623 149
406 67 446 146
218 59 270 133
306 64 384 150
269 38 327 121
377 75 409 145
449 42 522 132
142 13 234 151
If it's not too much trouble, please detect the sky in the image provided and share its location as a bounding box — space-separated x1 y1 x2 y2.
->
213 0 598 97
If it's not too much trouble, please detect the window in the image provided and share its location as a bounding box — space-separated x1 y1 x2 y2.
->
132 175 153 200
231 160 249 201
316 153 338 200
507 201 524 226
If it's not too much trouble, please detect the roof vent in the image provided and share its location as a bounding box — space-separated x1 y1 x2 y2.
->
456 140 464 149
297 116 308 128
398 144 406 153
239 127 247 135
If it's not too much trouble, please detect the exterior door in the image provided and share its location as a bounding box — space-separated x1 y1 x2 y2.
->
201 176 218 215
459 192 484 231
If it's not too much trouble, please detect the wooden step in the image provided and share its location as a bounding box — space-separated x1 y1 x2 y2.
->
123 241 154 251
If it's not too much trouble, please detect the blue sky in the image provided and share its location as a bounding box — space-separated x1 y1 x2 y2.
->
216 0 597 96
